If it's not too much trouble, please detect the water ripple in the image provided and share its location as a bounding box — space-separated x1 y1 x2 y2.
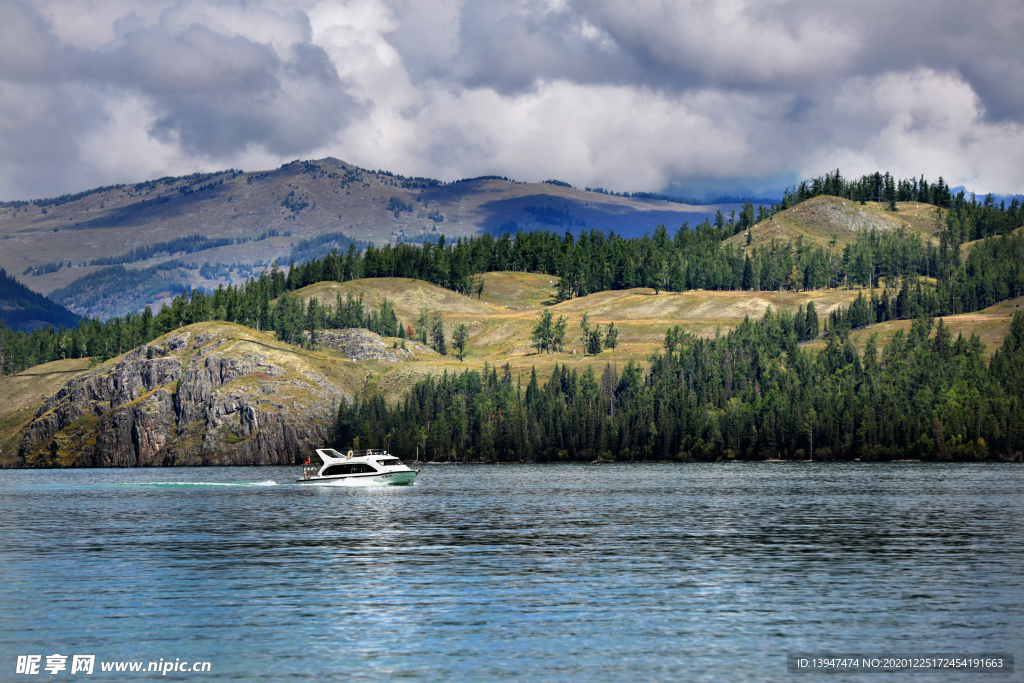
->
1 463 1021 682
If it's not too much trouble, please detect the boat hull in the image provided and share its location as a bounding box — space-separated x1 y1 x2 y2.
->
297 471 417 486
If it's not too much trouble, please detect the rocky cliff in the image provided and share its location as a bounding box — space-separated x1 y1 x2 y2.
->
15 323 362 467
314 328 432 362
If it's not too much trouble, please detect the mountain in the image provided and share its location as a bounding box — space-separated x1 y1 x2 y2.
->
0 267 80 331
949 186 1024 205
0 158 752 319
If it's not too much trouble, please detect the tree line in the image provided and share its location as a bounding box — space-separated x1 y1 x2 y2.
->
334 310 1024 462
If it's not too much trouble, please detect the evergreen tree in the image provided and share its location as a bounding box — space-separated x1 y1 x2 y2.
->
531 310 554 354
431 310 447 355
604 322 619 350
552 314 568 353
453 323 469 361
305 297 323 348
580 314 603 355
416 308 430 344
805 302 819 339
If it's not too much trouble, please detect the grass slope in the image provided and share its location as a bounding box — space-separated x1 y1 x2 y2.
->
290 274 865 403
959 225 1024 259
804 296 1024 358
724 196 945 253
0 358 91 464
478 271 558 308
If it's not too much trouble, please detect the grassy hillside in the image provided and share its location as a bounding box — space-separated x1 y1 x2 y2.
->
724 196 944 252
0 358 92 461
804 295 1024 358
478 271 558 308
4 271 1021 464
288 275 1023 404
287 275 865 402
960 225 1024 259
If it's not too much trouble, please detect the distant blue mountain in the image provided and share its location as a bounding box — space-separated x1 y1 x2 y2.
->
0 268 81 332
949 186 1024 205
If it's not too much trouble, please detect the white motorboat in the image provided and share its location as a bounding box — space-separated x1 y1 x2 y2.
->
297 448 418 486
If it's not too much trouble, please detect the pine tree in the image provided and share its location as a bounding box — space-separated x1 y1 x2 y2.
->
552 315 568 352
805 302 819 338
416 309 430 344
306 297 323 348
453 323 469 361
581 314 602 355
604 322 619 350
531 310 553 354
431 310 447 355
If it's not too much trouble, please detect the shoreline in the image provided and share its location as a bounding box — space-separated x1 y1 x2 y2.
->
12 458 1024 471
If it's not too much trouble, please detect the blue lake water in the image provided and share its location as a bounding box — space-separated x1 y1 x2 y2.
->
1 463 1021 682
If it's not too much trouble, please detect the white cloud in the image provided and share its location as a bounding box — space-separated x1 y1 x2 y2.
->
343 80 751 188
0 0 1022 199
805 70 1024 194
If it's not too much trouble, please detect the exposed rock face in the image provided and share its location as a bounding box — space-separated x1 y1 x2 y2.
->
819 201 901 233
16 327 351 468
315 328 431 362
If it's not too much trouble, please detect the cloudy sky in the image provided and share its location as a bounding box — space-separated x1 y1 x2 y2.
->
1 0 1022 200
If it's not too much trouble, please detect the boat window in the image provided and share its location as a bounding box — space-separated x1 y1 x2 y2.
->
322 464 352 476
353 463 377 473
377 458 403 466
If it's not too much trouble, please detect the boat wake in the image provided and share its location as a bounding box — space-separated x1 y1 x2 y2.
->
313 478 410 487
132 480 279 487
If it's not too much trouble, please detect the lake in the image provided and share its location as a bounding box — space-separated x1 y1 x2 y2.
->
1 463 1021 681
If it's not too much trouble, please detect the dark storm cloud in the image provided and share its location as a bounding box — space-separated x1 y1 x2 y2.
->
373 0 1023 192
0 1 113 196
826 0 1024 124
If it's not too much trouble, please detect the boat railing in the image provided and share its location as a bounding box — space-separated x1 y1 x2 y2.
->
342 449 390 458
